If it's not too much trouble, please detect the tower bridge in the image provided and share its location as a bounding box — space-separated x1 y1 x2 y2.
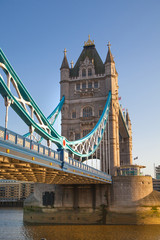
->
0 37 152 225
0 37 132 181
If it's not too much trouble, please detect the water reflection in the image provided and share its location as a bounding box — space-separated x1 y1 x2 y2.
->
0 208 160 240
23 225 160 240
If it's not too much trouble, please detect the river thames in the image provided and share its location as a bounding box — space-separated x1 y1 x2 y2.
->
0 208 160 240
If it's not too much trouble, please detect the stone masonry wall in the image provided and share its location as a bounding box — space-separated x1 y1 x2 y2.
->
111 176 153 206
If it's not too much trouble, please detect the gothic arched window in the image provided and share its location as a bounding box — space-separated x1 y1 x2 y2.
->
83 106 92 118
88 68 92 76
82 69 86 77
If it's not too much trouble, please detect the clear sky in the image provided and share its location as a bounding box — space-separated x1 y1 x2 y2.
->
0 0 160 177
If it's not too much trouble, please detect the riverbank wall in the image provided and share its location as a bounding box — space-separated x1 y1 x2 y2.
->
0 201 23 207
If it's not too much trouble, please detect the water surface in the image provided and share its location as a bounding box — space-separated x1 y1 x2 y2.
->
0 208 160 240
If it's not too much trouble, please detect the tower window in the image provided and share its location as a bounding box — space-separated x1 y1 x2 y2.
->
72 111 76 119
76 83 80 90
99 109 103 116
75 133 80 140
0 187 5 197
82 82 86 89
83 129 90 137
83 107 92 118
94 81 98 88
88 68 92 76
88 82 92 89
82 69 86 77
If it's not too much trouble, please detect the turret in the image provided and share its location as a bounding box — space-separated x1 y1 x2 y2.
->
60 48 70 99
105 42 119 97
126 110 133 165
60 48 69 80
104 43 120 175
105 42 115 76
126 110 132 132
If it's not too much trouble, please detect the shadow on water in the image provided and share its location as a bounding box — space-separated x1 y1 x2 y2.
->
0 208 160 240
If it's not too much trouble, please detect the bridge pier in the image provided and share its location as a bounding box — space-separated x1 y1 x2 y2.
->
24 175 160 225
24 183 111 224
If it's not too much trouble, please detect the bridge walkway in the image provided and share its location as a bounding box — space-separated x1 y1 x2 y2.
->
0 127 112 184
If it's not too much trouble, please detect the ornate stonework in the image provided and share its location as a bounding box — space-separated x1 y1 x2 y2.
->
60 38 132 175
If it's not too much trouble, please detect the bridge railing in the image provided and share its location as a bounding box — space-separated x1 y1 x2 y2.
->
0 126 60 161
67 157 108 178
0 126 111 182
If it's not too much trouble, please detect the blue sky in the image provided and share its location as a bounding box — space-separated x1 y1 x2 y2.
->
0 0 160 176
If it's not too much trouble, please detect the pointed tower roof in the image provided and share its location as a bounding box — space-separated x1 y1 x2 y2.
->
115 67 118 75
105 42 114 64
126 109 130 125
70 36 105 77
60 48 69 70
126 110 130 120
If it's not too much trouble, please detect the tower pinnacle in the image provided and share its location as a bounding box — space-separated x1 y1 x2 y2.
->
107 41 111 49
84 35 95 47
64 48 67 57
105 41 114 64
60 48 69 70
70 60 74 69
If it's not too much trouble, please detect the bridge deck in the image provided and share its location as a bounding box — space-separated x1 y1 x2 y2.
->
0 127 112 184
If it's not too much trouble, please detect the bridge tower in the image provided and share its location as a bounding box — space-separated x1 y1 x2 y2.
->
60 36 132 175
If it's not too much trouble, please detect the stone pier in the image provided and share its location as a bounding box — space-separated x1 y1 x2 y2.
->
24 175 160 224
24 183 110 224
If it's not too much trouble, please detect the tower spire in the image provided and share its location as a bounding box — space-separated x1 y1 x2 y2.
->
107 41 111 49
64 48 67 57
70 60 74 69
60 48 69 69
105 41 114 64
84 35 95 47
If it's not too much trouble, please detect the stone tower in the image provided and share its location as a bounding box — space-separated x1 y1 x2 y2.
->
60 36 132 175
